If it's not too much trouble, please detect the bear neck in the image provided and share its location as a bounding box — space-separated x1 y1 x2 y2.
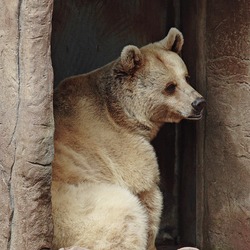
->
54 61 163 142
96 66 162 141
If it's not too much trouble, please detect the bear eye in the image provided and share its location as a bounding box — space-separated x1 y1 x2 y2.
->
165 82 176 94
185 75 190 82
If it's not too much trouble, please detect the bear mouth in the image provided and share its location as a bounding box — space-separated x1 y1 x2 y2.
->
186 112 203 120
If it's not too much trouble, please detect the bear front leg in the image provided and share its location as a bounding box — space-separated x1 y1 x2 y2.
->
138 185 163 250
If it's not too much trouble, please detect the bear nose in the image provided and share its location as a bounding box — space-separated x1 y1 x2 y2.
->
191 97 206 112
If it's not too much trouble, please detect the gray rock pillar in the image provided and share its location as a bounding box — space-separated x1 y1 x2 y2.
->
204 0 250 249
0 0 54 249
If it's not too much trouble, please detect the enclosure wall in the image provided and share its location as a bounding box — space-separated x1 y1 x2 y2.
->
0 0 54 249
203 0 250 249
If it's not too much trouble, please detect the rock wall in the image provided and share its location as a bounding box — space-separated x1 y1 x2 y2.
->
203 0 250 249
0 0 54 249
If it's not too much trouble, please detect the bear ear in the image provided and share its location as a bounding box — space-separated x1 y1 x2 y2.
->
120 45 143 72
158 27 184 53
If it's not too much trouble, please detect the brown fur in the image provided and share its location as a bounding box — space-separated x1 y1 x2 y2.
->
52 28 204 250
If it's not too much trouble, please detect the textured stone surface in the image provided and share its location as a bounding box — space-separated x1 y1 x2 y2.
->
0 0 54 249
204 0 250 249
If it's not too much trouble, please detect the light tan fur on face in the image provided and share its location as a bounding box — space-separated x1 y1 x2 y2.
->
52 27 205 250
140 47 203 124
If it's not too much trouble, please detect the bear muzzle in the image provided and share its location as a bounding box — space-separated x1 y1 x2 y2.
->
187 97 206 120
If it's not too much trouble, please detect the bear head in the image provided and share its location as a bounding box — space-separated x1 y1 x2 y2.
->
109 28 205 136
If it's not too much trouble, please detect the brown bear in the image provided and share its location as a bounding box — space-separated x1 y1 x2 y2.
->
52 28 205 250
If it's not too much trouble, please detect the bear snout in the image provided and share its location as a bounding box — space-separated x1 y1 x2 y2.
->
191 97 206 113
186 97 206 120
